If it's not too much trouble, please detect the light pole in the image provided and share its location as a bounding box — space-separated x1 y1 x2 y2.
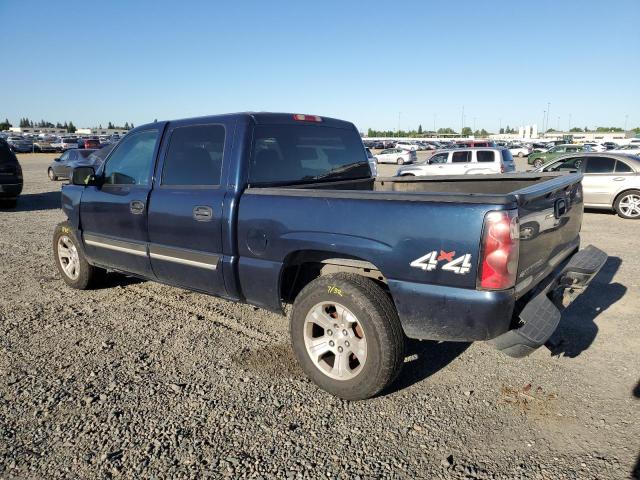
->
568 113 571 132
557 116 560 132
624 114 628 132
473 117 476 134
546 102 551 134
542 110 546 136
433 114 436 133
397 112 401 137
461 106 465 135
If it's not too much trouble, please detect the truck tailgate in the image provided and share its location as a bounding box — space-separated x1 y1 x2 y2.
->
514 173 583 298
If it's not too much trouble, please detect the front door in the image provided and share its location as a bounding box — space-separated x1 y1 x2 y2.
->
80 128 162 277
147 121 230 296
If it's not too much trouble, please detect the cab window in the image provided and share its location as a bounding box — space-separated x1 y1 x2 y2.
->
476 151 495 163
103 130 158 185
428 152 448 164
615 160 633 173
451 151 471 163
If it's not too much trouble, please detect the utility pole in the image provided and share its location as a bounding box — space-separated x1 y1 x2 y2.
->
568 113 571 131
433 113 436 133
546 102 551 133
397 112 401 137
557 116 560 131
473 117 476 133
461 106 465 134
624 114 628 132
499 118 502 132
542 111 546 136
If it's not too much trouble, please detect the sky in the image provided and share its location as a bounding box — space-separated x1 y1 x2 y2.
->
1 0 639 133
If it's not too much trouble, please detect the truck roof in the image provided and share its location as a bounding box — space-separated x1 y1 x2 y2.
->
131 112 356 133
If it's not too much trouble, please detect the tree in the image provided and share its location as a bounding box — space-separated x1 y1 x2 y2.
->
499 128 505 134
437 127 456 135
55 122 63 129
124 122 130 129
67 121 76 133
108 121 114 129
0 118 12 130
461 127 472 136
632 127 640 134
546 128 556 133
584 126 589 132
417 124 423 135
569 127 583 133
19 117 31 128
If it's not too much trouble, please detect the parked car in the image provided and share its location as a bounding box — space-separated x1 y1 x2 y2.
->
375 147 416 165
34 138 57 153
53 112 606 400
53 137 80 151
602 142 619 150
78 138 101 149
610 145 640 155
508 144 531 158
396 148 515 176
457 140 496 148
7 136 33 153
48 149 98 180
527 144 585 168
395 141 417 151
365 147 377 177
534 152 640 219
583 142 606 152
0 138 23 207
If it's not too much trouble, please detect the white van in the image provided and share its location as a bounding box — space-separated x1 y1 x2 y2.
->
396 148 516 176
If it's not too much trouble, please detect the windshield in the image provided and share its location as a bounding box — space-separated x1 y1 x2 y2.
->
249 124 370 185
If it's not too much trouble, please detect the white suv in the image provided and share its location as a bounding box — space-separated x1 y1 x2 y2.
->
396 148 516 176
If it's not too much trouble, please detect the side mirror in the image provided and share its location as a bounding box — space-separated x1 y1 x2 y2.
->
54 157 60 162
72 166 98 186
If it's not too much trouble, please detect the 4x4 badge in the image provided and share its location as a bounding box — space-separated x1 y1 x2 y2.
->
411 250 472 275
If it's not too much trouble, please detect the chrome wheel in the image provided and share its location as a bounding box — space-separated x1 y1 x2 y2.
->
48 169 55 180
303 302 367 381
618 194 640 218
57 235 80 280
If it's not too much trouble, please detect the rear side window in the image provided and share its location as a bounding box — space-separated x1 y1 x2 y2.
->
476 151 495 163
103 130 158 185
585 156 616 173
162 125 225 186
615 161 633 173
250 125 369 185
451 151 470 163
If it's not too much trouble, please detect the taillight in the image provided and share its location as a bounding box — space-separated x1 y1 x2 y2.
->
478 210 519 290
293 114 322 122
500 163 505 173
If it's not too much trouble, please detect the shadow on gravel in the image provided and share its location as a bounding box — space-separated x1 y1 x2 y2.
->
1 191 61 212
384 340 471 395
95 273 146 289
633 382 640 480
547 256 624 358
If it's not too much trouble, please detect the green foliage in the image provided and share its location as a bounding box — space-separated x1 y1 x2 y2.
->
0 118 12 130
546 128 556 133
461 127 472 136
595 126 624 132
569 127 583 132
67 121 76 133
417 124 423 134
437 127 457 135
474 128 490 137
632 127 640 134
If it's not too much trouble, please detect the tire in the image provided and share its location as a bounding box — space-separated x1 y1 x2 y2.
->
397 158 404 165
48 168 57 181
0 198 17 208
290 272 405 400
401 174 415 177
53 222 106 289
518 152 524 157
533 158 544 168
614 189 640 219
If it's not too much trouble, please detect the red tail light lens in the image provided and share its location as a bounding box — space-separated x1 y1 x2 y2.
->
478 210 519 290
293 114 322 122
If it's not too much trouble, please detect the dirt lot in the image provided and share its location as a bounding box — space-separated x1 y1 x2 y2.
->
1 153 638 479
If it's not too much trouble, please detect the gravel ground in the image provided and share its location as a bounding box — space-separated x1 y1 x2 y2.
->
1 153 638 479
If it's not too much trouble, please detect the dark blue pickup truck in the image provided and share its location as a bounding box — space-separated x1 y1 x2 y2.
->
54 113 606 400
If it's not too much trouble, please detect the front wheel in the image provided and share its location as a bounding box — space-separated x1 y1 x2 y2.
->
614 190 640 219
53 222 106 289
48 168 57 181
397 158 404 165
290 273 405 400
533 158 544 168
518 151 524 157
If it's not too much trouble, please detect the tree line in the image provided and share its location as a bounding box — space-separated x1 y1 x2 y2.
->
0 117 135 133
367 124 640 137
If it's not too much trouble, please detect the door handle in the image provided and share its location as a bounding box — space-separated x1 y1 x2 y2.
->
613 177 625 181
129 200 145 215
193 205 213 222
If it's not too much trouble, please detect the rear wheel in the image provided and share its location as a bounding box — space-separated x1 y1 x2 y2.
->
290 273 405 400
53 222 106 289
397 158 404 165
533 158 544 168
48 168 57 181
401 173 415 176
518 151 524 157
614 190 640 219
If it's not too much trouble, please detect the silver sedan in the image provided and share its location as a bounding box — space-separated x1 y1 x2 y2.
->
534 152 640 219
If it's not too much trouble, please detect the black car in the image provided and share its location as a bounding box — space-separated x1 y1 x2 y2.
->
0 138 23 207
48 148 98 181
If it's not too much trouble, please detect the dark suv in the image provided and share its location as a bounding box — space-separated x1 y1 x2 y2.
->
0 138 23 207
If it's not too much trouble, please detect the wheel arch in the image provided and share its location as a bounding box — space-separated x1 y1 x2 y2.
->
279 249 388 307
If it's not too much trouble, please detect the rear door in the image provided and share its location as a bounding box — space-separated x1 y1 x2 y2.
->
582 156 617 205
147 120 231 296
80 128 162 277
473 150 498 173
450 150 471 174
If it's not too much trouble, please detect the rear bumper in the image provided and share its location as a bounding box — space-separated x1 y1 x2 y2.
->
489 245 607 358
0 182 23 197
